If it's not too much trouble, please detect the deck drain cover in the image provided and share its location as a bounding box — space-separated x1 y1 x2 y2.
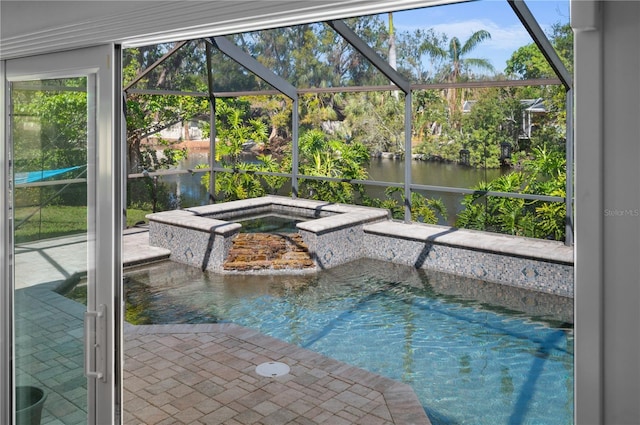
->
256 361 290 377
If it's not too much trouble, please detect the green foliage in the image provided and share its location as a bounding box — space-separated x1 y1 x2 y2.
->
368 188 447 224
506 23 573 80
299 93 338 129
197 100 273 201
119 18 570 243
216 165 266 201
297 129 370 203
505 22 572 141
12 79 88 172
215 100 269 164
124 44 210 174
256 154 289 195
524 144 566 182
412 90 448 143
457 173 531 236
461 88 522 167
414 86 527 168
319 17 389 86
422 30 495 82
238 17 388 88
11 79 91 216
125 93 208 173
456 144 567 240
397 28 448 83
420 29 495 126
245 95 293 142
121 18 571 177
342 92 405 154
506 44 552 80
127 176 178 213
410 193 447 224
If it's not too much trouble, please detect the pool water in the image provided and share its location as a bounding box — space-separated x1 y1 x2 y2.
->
234 213 306 233
124 259 574 425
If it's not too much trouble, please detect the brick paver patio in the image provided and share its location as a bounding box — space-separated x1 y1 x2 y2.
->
124 323 429 425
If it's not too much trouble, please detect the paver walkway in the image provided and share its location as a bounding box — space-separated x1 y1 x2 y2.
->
14 229 430 425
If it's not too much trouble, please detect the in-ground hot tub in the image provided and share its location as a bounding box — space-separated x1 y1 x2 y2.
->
146 195 390 272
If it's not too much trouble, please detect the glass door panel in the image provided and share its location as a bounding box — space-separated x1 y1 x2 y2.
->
12 77 91 425
4 44 121 425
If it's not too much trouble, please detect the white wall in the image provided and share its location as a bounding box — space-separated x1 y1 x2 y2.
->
574 1 640 423
601 2 640 423
0 0 458 59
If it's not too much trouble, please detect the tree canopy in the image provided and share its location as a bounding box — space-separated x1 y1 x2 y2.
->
506 23 573 80
119 13 571 239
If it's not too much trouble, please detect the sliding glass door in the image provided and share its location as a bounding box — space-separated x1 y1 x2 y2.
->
2 45 122 425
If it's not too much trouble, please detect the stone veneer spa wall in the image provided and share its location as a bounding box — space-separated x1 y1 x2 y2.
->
147 196 574 298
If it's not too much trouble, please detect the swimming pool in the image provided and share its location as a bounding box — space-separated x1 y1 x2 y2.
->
124 258 573 425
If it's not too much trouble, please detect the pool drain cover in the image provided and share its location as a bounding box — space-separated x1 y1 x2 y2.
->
256 361 290 377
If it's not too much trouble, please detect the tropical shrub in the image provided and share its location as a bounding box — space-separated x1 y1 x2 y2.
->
297 129 369 203
456 144 567 240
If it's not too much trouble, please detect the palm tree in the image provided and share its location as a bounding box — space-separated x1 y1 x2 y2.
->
422 30 495 120
388 13 397 71
388 13 398 100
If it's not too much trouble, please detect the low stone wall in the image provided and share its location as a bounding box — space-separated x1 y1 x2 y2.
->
298 224 364 269
147 210 240 271
362 221 574 298
297 210 390 269
147 196 389 272
147 196 574 297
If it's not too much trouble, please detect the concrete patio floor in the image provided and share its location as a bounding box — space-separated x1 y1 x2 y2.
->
15 229 430 424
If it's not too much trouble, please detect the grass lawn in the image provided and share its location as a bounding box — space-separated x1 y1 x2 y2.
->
14 205 152 243
126 208 151 227
14 205 87 243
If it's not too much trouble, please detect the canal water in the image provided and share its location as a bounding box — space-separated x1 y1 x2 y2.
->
154 152 508 226
367 157 506 224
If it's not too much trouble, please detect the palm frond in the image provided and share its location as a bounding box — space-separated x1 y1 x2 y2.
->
463 58 495 73
461 30 491 56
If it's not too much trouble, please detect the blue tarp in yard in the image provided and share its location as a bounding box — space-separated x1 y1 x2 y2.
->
15 165 83 184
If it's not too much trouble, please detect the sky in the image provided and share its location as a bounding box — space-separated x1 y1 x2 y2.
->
391 0 570 74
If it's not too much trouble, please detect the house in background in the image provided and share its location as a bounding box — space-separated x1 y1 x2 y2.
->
462 97 546 139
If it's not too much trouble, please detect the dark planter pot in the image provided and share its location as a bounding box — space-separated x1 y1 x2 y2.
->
16 386 47 425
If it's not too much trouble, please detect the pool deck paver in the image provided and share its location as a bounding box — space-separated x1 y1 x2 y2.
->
123 323 429 425
15 229 431 425
15 227 170 289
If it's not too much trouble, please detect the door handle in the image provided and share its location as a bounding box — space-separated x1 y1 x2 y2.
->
84 304 107 382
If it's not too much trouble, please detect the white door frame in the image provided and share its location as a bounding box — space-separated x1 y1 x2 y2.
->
1 44 122 425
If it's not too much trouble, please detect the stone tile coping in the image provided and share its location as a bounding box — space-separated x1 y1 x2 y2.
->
123 227 170 267
148 195 390 235
185 195 387 217
297 210 388 234
125 321 431 425
146 209 242 234
364 221 574 265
